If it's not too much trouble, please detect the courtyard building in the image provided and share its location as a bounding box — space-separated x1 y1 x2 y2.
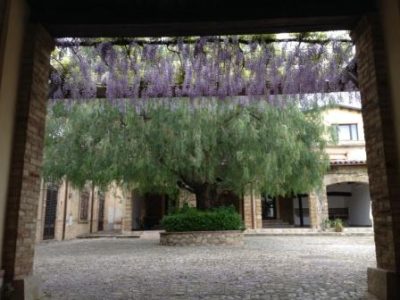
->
35 181 125 241
256 102 372 230
35 95 371 240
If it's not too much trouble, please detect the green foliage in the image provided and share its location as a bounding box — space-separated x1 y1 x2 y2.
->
332 218 344 232
161 205 244 232
324 218 344 232
43 101 122 189
43 99 330 199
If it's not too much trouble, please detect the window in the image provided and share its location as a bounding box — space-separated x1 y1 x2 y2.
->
79 189 90 222
333 124 359 141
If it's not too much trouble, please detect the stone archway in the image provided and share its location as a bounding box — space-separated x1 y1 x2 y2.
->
323 165 369 187
326 181 372 227
1 1 400 299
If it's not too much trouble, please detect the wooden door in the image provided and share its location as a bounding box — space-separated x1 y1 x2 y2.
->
43 185 58 240
98 193 105 231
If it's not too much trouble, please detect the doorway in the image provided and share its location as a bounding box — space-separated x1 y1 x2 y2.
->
262 194 277 220
98 192 105 231
43 185 58 240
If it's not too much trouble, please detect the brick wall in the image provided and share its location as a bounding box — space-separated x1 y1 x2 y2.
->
352 15 400 272
1 24 53 282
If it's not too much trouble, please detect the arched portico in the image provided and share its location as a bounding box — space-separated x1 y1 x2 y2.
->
324 165 369 187
326 182 372 226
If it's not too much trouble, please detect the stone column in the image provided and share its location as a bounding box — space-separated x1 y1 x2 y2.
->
243 194 253 229
254 195 262 229
1 24 54 297
122 192 133 232
308 187 328 230
352 15 400 299
243 191 262 230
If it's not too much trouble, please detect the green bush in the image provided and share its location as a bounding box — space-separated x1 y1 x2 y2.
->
161 205 245 232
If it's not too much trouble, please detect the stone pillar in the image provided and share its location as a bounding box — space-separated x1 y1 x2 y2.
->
308 187 328 230
178 189 197 207
243 191 262 230
254 195 262 229
1 23 54 297
243 194 253 229
352 15 400 299
122 192 133 232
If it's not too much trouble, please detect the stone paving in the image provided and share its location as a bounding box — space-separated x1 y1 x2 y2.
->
34 235 376 300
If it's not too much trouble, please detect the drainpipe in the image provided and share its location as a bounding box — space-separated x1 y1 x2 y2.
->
297 194 304 227
251 184 256 229
90 183 95 233
62 179 68 240
40 179 46 240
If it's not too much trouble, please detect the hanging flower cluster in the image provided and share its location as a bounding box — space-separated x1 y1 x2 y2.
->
50 34 357 104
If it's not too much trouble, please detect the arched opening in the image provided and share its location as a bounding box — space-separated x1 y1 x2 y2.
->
132 193 170 230
327 182 372 227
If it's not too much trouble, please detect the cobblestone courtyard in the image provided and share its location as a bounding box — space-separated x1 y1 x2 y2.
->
34 235 376 299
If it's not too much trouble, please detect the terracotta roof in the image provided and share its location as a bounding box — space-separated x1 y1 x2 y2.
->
330 160 366 166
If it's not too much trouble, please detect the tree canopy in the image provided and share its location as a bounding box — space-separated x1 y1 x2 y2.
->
43 99 330 209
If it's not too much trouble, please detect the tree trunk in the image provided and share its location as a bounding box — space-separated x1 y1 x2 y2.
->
195 183 219 210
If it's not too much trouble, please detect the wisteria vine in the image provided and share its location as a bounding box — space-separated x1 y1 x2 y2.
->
50 33 357 105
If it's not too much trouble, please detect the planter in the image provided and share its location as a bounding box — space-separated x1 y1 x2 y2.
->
160 230 244 246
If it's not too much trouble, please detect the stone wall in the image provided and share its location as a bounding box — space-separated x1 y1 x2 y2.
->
178 189 197 207
160 231 244 246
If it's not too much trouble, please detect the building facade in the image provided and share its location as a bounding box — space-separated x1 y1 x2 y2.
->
35 181 124 241
36 104 371 242
246 104 372 230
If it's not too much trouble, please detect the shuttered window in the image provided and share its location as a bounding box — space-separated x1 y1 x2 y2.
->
79 189 90 222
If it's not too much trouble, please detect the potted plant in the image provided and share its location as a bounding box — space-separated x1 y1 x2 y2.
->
333 218 344 232
323 218 332 230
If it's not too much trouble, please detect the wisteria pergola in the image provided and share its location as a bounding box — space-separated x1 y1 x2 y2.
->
50 33 358 104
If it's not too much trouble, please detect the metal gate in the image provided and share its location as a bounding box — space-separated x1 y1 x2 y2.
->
43 185 58 240
98 193 105 231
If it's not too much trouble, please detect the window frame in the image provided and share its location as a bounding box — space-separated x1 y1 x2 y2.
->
78 189 90 223
333 123 359 141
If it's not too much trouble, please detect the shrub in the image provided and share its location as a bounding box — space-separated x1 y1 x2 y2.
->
161 205 245 232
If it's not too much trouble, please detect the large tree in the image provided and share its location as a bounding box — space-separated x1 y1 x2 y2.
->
43 99 330 209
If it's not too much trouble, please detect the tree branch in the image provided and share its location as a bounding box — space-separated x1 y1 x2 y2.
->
56 37 353 48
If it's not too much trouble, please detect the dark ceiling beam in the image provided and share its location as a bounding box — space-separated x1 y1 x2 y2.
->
41 17 362 38
27 0 377 38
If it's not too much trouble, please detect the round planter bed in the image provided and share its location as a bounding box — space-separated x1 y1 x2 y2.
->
160 230 244 246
